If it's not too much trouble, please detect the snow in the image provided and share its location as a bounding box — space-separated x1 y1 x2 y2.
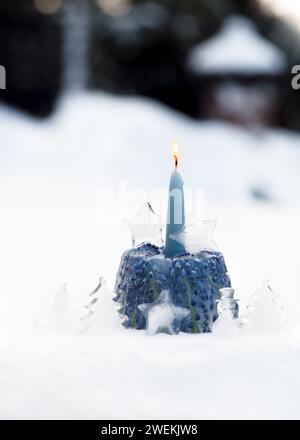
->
1 91 300 419
187 15 287 75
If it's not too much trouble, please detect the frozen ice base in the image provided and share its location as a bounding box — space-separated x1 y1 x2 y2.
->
114 243 231 333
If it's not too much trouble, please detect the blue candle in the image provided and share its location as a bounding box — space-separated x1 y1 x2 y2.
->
164 144 186 258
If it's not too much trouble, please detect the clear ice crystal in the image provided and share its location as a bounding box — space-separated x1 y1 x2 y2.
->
138 290 190 336
124 201 163 247
171 218 218 254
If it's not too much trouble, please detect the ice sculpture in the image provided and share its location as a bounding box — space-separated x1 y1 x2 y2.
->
116 138 233 335
81 277 120 333
115 242 231 333
242 282 286 333
171 219 218 254
37 282 78 332
124 202 163 248
213 287 240 335
138 290 190 335
81 277 104 324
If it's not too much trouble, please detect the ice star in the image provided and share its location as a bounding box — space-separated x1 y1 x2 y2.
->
138 290 190 335
171 219 218 254
124 201 163 247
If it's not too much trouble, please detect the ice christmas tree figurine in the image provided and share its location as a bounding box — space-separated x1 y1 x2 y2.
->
37 282 78 332
115 145 232 334
81 277 104 324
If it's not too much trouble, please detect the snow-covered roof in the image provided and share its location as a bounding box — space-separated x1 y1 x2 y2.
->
187 15 287 75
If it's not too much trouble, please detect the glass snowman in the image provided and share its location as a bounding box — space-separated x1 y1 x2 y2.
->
213 287 240 335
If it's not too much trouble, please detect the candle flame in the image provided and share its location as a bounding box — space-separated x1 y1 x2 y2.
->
172 142 180 169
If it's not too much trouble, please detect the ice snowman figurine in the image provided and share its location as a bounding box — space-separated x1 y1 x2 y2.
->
114 145 232 334
213 288 240 335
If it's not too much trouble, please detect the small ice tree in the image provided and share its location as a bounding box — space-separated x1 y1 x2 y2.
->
81 277 103 326
39 282 78 332
81 277 119 333
243 282 287 333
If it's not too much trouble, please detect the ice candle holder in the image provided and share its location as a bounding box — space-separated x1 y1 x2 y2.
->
114 144 232 334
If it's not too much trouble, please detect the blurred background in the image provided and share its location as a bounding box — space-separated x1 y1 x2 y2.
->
0 0 300 129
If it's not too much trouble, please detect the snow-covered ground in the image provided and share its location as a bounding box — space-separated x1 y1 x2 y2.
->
1 91 300 419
